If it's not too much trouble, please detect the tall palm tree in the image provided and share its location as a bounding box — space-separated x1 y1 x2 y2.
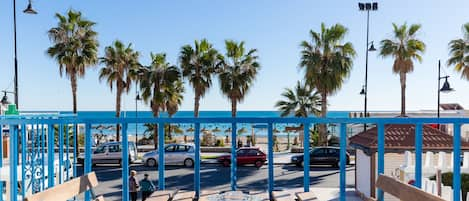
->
219 40 260 117
47 10 99 152
299 23 355 145
140 53 180 148
99 40 140 142
47 9 99 114
380 23 425 117
179 39 219 117
448 23 469 80
275 81 321 118
165 79 184 140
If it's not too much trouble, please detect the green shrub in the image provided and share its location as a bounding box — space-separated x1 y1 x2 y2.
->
429 172 469 200
215 139 225 147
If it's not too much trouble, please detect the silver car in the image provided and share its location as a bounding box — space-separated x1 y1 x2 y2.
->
143 144 196 167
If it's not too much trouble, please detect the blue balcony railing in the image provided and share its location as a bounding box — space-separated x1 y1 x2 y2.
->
1 116 468 201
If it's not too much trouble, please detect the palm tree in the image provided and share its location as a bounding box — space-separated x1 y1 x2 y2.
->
140 53 180 148
165 79 184 140
379 23 425 117
47 9 99 114
299 23 355 145
275 81 322 118
275 81 321 149
47 10 99 152
99 40 140 142
219 40 260 117
448 23 469 80
179 39 219 117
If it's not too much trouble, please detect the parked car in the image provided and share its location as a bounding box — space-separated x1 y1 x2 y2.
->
77 141 138 166
217 147 267 168
143 144 196 167
290 147 350 167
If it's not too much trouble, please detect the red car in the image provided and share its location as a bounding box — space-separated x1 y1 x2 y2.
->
217 147 267 168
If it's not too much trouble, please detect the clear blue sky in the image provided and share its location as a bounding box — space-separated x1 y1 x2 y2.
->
1 1 469 112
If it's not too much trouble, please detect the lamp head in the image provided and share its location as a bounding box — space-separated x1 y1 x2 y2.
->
359 86 366 95
23 0 38 14
368 42 377 51
440 78 454 93
1 92 10 105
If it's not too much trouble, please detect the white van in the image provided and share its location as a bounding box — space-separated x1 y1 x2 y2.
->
78 142 138 166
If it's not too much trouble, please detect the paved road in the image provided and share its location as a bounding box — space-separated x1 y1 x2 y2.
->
77 163 355 201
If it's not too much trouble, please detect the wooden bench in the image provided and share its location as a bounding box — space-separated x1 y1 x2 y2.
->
197 190 220 201
295 192 319 201
172 191 195 201
24 172 103 201
146 190 178 201
375 174 445 201
272 191 294 201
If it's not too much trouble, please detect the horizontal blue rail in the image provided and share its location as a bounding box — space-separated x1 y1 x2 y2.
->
0 116 465 201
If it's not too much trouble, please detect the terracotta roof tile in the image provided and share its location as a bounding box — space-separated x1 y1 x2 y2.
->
349 124 469 150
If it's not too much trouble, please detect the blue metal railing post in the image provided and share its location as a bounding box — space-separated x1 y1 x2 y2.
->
158 122 165 190
267 123 274 197
73 124 77 178
41 124 45 190
303 123 310 192
231 122 237 191
414 123 423 188
85 123 92 201
377 123 384 201
122 123 129 201
453 123 461 201
0 125 2 201
339 123 346 201
47 124 55 188
59 124 64 184
66 125 70 181
194 123 201 197
10 125 18 201
21 124 26 199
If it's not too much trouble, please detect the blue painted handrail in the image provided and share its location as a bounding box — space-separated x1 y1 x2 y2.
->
1 116 466 201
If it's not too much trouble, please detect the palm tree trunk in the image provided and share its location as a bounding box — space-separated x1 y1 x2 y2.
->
400 72 406 117
231 98 237 117
153 109 159 149
70 72 80 153
115 83 122 142
320 90 328 146
194 93 200 118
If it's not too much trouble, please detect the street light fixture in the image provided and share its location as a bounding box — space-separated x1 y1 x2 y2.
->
13 0 38 110
358 2 378 131
437 60 454 129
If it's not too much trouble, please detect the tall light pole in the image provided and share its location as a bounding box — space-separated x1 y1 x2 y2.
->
135 81 141 149
437 60 454 129
13 0 37 109
358 2 377 131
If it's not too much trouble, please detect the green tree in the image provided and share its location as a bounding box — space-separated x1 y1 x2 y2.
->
47 10 99 152
165 79 184 140
379 23 425 117
448 23 469 80
140 53 180 149
219 40 260 117
299 23 355 145
275 81 321 118
99 40 140 142
179 39 220 117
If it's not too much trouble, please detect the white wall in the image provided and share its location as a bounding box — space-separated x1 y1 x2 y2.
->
356 149 371 197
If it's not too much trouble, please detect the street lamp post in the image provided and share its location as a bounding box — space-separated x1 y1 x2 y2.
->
13 0 37 109
437 60 454 129
358 2 377 131
135 82 141 149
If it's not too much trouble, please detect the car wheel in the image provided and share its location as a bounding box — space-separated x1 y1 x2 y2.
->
222 160 230 167
296 161 303 167
184 159 194 168
333 161 340 168
301 161 305 168
146 159 157 167
119 160 123 167
254 160 263 169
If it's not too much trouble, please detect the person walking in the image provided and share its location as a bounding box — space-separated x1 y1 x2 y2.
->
129 170 139 201
139 173 156 201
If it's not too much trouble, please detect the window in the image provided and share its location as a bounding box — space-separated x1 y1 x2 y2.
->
237 149 248 156
94 146 106 154
165 145 175 152
312 148 325 156
247 149 260 156
175 145 189 152
328 149 339 155
108 145 121 153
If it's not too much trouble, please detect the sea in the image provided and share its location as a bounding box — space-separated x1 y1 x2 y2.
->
57 111 351 137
